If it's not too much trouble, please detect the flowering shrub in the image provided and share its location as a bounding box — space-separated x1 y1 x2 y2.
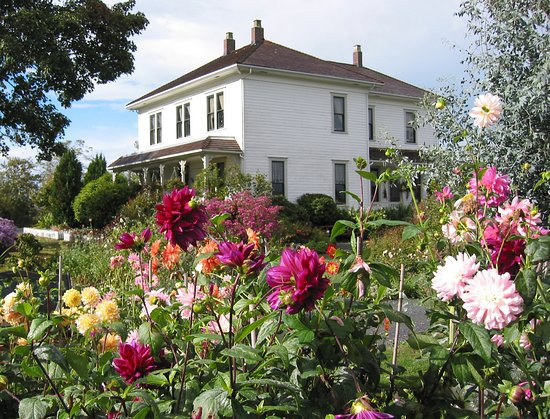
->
0 217 17 252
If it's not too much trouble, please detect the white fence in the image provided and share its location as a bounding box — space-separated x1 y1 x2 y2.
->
22 228 74 242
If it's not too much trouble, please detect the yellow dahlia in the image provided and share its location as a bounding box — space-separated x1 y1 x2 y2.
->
16 338 28 346
2 293 24 326
81 287 101 308
98 333 121 352
63 289 82 308
16 282 32 298
95 300 120 323
75 313 100 335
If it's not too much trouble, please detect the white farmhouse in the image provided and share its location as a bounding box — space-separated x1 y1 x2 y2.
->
109 20 437 207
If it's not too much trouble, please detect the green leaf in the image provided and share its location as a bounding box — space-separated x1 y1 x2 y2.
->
14 302 32 316
64 350 89 379
459 322 492 363
516 269 537 306
0 325 27 338
366 219 412 229
451 354 472 386
18 397 47 419
407 333 440 350
282 313 310 331
402 225 422 241
128 389 161 418
330 220 357 241
525 236 550 263
256 318 278 345
211 212 231 227
375 304 413 330
150 307 171 328
138 373 169 387
343 191 361 203
355 170 377 183
295 329 315 344
193 389 231 418
221 344 262 363
235 312 277 344
245 379 300 393
28 318 54 341
33 345 69 372
132 407 150 419
138 322 163 355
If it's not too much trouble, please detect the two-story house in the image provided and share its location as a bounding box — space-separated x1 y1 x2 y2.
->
108 20 437 207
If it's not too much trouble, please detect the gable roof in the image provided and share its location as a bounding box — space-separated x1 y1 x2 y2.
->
128 39 426 106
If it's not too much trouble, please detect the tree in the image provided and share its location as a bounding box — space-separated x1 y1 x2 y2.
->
0 1 148 159
84 153 107 184
0 158 40 226
49 149 82 226
422 0 550 220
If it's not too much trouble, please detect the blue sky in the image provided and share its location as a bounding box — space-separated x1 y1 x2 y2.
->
9 0 468 167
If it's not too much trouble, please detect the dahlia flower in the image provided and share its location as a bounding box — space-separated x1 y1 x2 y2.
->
176 283 205 319
461 269 523 330
326 262 339 275
126 329 140 345
95 300 120 323
431 253 479 301
155 187 208 250
266 247 330 314
113 342 156 383
81 287 101 307
491 334 504 347
434 186 453 203
496 196 546 237
2 292 24 326
217 241 266 274
63 289 82 308
483 223 525 276
326 243 337 258
246 228 260 249
335 396 393 419
468 167 510 207
99 333 121 352
161 242 182 270
349 256 372 274
75 313 100 335
16 282 32 298
519 333 532 350
109 255 125 269
115 227 152 251
469 93 502 128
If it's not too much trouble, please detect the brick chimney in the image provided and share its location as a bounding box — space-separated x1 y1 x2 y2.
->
251 19 264 44
353 45 363 67
224 32 235 55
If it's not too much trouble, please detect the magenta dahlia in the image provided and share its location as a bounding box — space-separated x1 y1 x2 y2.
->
217 241 266 274
115 227 152 251
155 187 208 250
468 167 510 207
113 342 156 383
266 247 330 314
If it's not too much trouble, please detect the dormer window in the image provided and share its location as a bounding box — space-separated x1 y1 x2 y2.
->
149 112 162 145
207 92 224 131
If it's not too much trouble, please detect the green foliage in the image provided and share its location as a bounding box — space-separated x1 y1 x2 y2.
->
0 1 148 158
117 186 162 230
0 157 40 226
297 193 342 227
83 153 107 184
49 149 82 226
422 0 550 220
14 234 43 263
73 173 138 228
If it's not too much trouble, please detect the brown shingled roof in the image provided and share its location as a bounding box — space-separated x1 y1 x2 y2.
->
108 137 241 169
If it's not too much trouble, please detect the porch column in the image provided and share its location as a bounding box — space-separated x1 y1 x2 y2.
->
111 172 116 182
202 155 210 169
159 164 165 186
126 171 132 185
179 160 187 183
143 167 149 186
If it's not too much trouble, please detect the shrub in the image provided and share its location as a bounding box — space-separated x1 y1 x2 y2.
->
83 153 107 184
0 217 17 253
205 191 280 240
195 163 272 199
73 173 139 228
14 233 43 262
297 193 339 227
271 195 310 224
118 186 163 226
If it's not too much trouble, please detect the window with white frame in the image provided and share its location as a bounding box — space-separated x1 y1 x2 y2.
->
405 111 416 143
334 163 346 204
149 112 162 145
333 95 346 132
368 107 374 140
207 92 224 131
184 103 191 137
176 106 183 139
271 160 285 196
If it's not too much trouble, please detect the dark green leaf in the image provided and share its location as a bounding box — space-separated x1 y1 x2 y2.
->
516 269 537 306
355 170 378 182
402 225 422 241
295 329 315 344
138 323 163 355
459 322 492 363
526 236 550 263
132 407 150 419
28 318 53 341
221 344 262 363
343 191 361 203
193 389 231 418
375 304 413 330
235 312 277 344
407 333 440 350
18 397 47 419
33 345 69 372
245 379 300 393
64 350 89 379
128 389 161 418
0 325 27 338
330 220 357 241
256 318 278 345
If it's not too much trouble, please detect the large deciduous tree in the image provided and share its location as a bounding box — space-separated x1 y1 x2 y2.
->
0 1 148 159
0 157 40 226
422 0 550 220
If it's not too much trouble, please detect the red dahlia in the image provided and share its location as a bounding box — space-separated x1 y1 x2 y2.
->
113 342 156 383
155 187 208 250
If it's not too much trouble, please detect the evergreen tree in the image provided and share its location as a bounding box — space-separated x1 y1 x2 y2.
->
84 153 107 184
50 149 82 226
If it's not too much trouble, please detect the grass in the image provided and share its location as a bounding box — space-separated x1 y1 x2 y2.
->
380 342 429 390
0 236 68 272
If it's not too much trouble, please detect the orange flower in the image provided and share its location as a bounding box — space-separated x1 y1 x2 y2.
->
246 228 260 249
384 317 390 332
151 256 159 274
326 262 339 275
199 239 218 255
162 242 182 270
197 256 220 274
326 243 337 258
150 240 161 257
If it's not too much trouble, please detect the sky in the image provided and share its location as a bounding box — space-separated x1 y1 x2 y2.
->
9 0 469 167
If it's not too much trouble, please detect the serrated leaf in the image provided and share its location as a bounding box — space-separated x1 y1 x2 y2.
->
64 350 89 379
128 389 161 418
28 318 53 341
295 329 314 343
138 323 163 355
245 378 300 393
459 322 492 363
402 225 422 241
235 312 277 344
193 388 231 418
516 269 537 306
138 373 169 387
256 318 278 345
330 220 357 241
221 344 262 363
18 397 47 419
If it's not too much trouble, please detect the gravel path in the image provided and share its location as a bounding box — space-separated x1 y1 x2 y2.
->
388 298 429 342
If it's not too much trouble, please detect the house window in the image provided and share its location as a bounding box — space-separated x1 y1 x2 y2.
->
334 163 346 204
413 174 422 202
207 92 224 131
405 111 416 143
368 107 374 140
184 103 191 137
271 160 285 196
149 112 162 145
333 95 346 132
176 106 183 139
390 182 401 202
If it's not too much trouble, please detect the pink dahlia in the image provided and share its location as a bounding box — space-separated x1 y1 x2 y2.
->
432 253 479 301
468 167 510 207
115 227 152 251
335 396 393 419
461 269 523 330
113 342 156 383
496 196 545 237
155 187 208 250
491 334 504 347
266 247 330 314
434 186 454 203
468 93 502 128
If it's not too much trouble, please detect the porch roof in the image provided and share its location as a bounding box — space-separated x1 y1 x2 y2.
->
108 137 242 170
